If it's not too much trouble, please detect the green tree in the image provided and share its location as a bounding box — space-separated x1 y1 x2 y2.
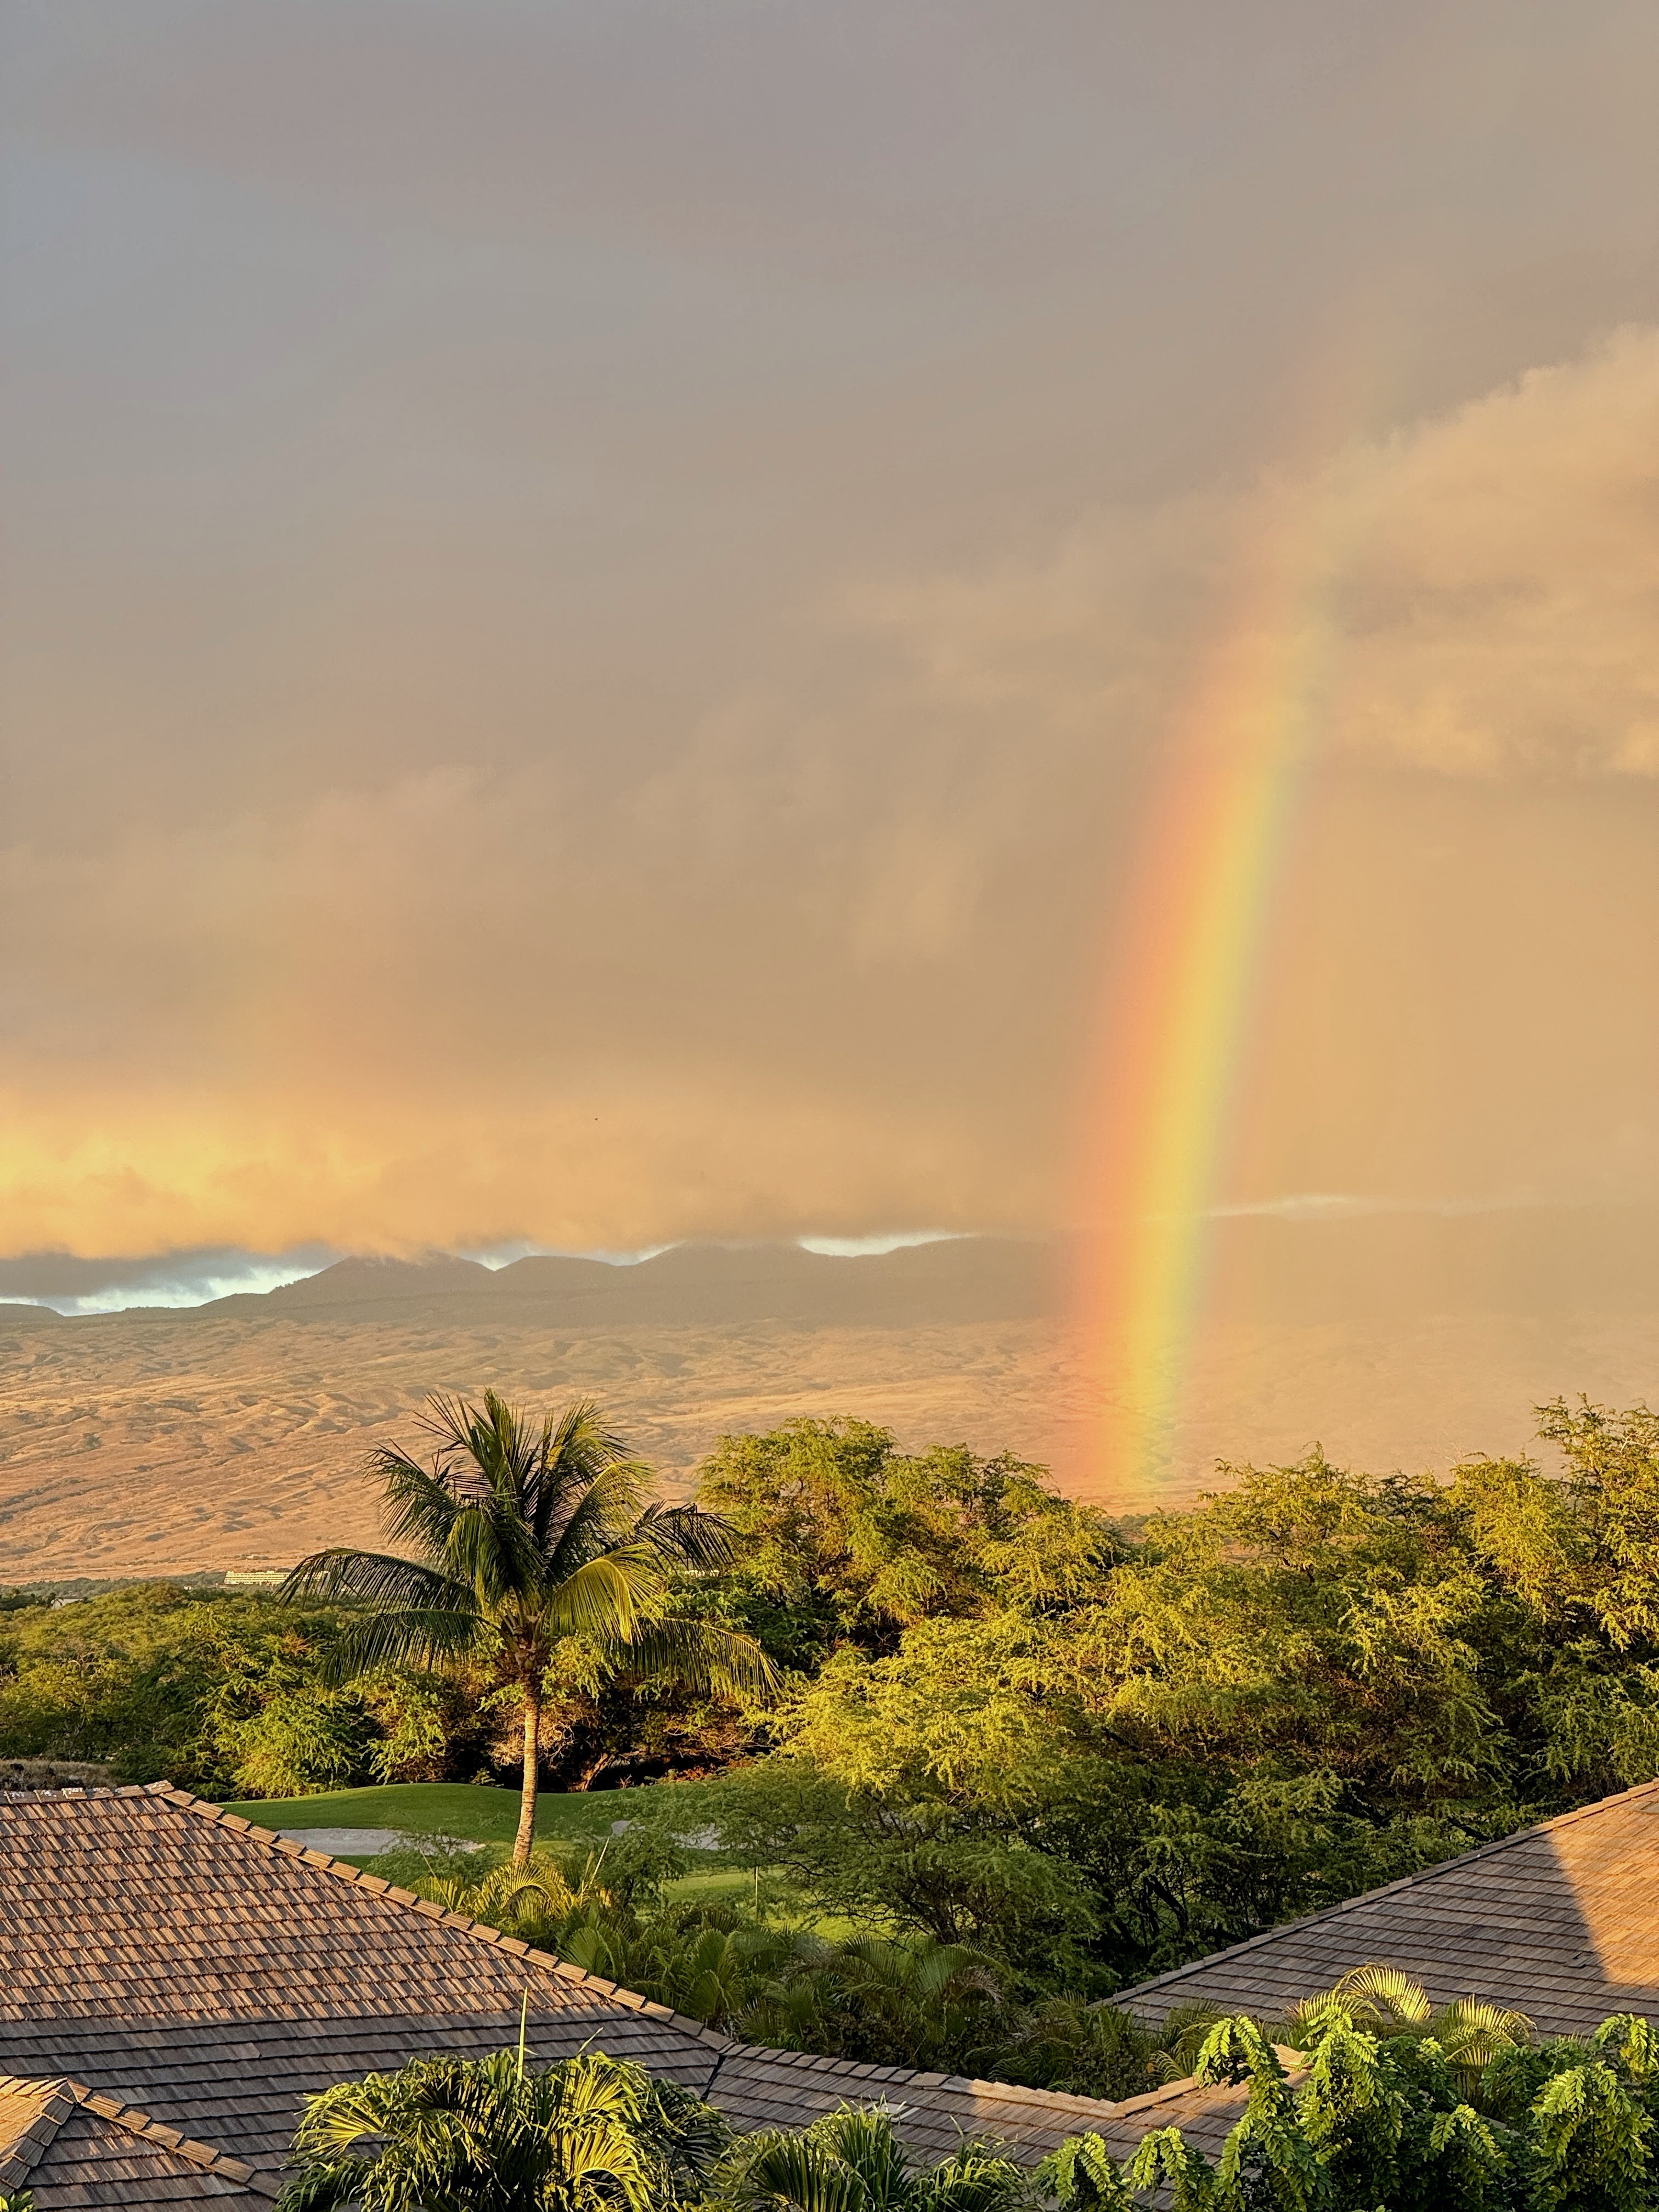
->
0 1581 368 1795
286 1393 776 1861
696 1418 1108 1658
727 2103 1029 2212
1455 1399 1659 1651
278 2047 729 2212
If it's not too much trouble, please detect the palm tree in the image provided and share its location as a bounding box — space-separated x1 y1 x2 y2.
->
278 2046 730 2212
727 2104 1029 2212
285 1392 776 1863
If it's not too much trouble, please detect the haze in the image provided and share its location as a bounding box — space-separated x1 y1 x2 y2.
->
3 3 1656 1508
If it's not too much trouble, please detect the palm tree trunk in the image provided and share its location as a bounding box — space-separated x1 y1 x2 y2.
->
514 1681 542 1866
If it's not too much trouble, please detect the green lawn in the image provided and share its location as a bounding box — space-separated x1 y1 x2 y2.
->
214 1777 830 1928
214 1779 686 1847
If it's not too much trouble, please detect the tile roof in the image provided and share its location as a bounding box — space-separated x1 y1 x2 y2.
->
0 2072 265 2204
1116 1778 1659 2035
0 1784 1215 2199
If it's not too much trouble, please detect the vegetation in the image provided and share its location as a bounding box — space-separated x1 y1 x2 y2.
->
9 1393 1659 2098
278 2048 731 2212
1040 1989 1659 2211
0 1579 450 1798
284 1393 776 1859
683 1401 1659 2004
359 1825 1207 2097
727 2104 1027 2212
275 1988 1659 2212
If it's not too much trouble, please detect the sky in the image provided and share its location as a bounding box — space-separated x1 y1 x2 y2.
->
3 0 1658 1302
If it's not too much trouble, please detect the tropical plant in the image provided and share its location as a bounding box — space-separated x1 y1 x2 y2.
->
725 2102 1029 2212
277 2046 730 2212
1280 1965 1533 2101
1040 1999 1659 2212
285 1392 777 1859
1006 1995 1222 2102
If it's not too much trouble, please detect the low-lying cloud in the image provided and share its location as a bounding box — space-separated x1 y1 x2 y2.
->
0 1248 336 1315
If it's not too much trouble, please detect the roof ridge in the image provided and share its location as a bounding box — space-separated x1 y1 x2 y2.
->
718 2042 1147 2117
1114 1776 1659 2009
0 2072 268 2196
0 2074 78 2186
0 1784 151 1803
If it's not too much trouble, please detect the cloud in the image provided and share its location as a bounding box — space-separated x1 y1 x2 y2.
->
3 318 1657 1257
856 326 1659 786
0 1246 335 1314
1329 330 1659 776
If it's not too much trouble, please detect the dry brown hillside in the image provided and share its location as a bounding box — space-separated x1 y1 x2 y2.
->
0 1221 1654 1581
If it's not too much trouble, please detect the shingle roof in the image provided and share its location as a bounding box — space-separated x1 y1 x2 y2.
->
0 1783 1222 2199
0 2072 266 2204
1116 1778 1659 2035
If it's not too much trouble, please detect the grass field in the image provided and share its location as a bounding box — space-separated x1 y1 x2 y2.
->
213 1780 683 1846
212 1778 761 1912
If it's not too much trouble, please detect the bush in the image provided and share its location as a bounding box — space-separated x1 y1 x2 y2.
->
1041 2002 1659 2212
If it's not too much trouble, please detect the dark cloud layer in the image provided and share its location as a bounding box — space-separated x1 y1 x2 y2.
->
0 1248 337 1313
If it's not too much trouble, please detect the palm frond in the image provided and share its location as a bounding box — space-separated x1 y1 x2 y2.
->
291 2074 408 2157
543 1452 657 1576
1434 1996 1533 2066
731 2131 868 2212
631 1500 740 1573
283 2050 668 2212
444 1489 549 1609
543 1551 668 1641
616 1617 781 1703
917 2145 1031 2212
271 2161 360 2212
417 1390 548 1514
373 1446 467 1556
328 1603 485 1678
283 1548 469 1613
1331 1963 1435 2027
811 2106 913 2200
1438 1996 1533 2036
419 1389 515 1480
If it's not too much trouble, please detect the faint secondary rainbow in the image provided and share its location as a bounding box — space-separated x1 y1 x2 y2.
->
1076 459 1355 1503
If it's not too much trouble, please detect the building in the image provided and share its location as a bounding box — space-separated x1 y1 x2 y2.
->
0 1784 1242 2205
17 1776 1646 2203
1117 1778 1659 2033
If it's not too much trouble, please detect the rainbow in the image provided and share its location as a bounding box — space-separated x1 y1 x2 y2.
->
1075 462 1355 1505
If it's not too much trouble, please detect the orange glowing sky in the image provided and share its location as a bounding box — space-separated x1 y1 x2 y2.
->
3 1 1658 1288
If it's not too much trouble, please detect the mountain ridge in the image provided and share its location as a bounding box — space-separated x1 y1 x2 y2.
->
199 1237 1056 1327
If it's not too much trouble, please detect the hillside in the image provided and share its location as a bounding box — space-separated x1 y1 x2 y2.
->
0 1240 1066 1581
0 1218 1654 1582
